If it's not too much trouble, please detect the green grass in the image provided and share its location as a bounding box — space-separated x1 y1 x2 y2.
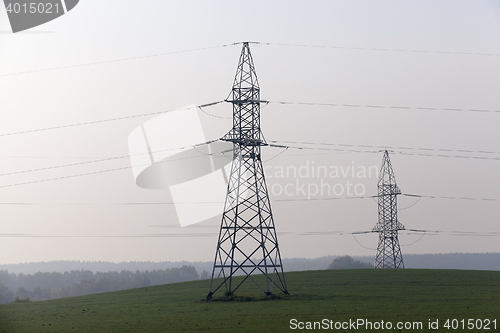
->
1 269 499 332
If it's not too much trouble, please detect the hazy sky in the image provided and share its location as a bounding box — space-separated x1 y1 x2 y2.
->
0 0 499 264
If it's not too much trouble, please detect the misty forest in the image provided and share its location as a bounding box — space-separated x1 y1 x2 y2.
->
0 266 199 304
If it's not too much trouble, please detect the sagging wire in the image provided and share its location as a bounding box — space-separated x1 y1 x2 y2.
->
401 232 427 247
352 234 377 251
398 196 423 211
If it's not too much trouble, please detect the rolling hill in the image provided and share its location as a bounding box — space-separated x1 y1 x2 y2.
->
0 269 498 332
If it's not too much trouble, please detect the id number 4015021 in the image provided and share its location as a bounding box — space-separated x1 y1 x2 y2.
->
6 3 61 14
444 319 496 330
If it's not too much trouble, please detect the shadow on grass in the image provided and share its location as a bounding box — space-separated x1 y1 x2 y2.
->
199 291 292 303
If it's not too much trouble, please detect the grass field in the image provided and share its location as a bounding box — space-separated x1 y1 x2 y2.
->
0 269 499 332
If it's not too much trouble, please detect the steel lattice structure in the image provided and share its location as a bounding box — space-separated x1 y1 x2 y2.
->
373 151 405 269
207 42 288 299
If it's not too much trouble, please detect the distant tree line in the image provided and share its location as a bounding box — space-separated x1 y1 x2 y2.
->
0 265 198 304
328 255 373 269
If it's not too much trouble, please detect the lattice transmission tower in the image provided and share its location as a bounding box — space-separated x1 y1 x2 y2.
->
373 151 405 269
207 42 288 299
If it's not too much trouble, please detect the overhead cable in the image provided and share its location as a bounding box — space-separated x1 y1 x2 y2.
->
0 101 224 137
0 44 232 77
259 42 500 58
265 100 500 114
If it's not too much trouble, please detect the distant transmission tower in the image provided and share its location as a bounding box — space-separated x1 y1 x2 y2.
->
207 42 288 299
373 151 405 269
